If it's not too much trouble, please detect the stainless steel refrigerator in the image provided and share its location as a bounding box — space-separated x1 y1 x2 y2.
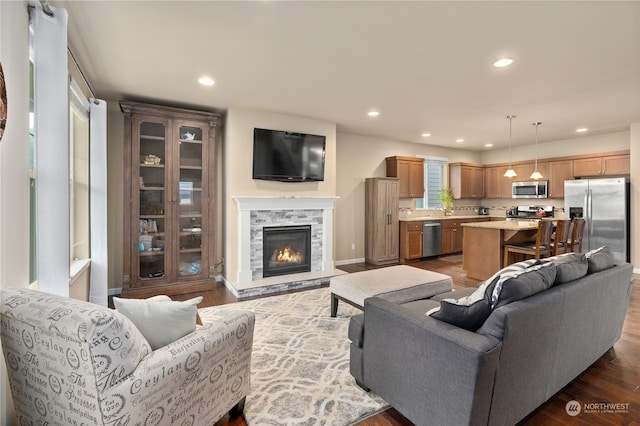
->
564 177 630 264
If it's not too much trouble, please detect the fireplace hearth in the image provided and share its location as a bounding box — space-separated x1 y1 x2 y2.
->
263 225 312 277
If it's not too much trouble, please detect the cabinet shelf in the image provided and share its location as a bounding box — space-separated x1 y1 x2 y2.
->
179 248 202 254
180 165 202 170
140 163 165 168
139 251 165 257
140 135 165 141
140 186 164 191
139 214 164 219
180 139 203 144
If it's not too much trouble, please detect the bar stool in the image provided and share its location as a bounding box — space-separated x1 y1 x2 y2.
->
503 220 554 267
550 219 571 256
568 217 586 253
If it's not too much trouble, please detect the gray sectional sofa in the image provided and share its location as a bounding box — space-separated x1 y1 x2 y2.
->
348 248 634 426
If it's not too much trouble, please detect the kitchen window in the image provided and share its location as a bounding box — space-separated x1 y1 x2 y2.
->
416 156 447 209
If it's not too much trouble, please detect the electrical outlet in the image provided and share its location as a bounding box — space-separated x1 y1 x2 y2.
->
351 243 356 250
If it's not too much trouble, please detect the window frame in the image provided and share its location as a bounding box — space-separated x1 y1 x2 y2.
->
416 155 448 210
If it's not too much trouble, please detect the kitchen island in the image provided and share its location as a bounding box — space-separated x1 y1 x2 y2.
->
462 220 539 280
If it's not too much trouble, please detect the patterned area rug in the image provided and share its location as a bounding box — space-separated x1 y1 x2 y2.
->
199 286 388 425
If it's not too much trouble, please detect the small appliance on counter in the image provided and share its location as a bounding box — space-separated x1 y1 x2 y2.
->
478 206 489 215
506 205 554 220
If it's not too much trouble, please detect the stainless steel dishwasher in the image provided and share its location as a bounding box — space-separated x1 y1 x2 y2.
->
422 221 442 257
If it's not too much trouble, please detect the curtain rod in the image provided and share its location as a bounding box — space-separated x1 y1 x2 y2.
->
39 0 54 17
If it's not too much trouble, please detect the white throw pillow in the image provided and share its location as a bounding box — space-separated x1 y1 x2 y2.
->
113 296 203 350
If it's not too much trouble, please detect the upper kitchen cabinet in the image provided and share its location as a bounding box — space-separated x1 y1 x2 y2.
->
449 163 485 199
484 166 512 198
573 153 630 177
547 160 573 198
386 156 425 198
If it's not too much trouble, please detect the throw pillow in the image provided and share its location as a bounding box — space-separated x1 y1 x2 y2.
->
428 297 491 331
585 245 615 273
494 262 557 308
544 252 588 284
113 295 203 350
426 258 541 331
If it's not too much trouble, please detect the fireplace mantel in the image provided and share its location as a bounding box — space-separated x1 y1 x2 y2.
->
233 196 339 284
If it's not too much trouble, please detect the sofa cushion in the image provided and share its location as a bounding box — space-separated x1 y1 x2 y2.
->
113 296 203 350
585 245 615 273
494 262 557 308
544 252 588 284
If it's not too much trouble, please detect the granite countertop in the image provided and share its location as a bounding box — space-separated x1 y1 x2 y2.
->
399 215 501 222
461 220 540 230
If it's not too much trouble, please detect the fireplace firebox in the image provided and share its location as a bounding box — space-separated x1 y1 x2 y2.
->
263 225 311 277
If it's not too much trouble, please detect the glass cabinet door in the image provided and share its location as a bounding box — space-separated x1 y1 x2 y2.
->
137 120 168 281
176 123 207 278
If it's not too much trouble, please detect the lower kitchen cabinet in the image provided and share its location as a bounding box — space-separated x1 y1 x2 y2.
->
441 218 487 255
399 221 423 263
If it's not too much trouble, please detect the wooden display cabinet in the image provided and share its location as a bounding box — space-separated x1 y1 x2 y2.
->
121 102 221 296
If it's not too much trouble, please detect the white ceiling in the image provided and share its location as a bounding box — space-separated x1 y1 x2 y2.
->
53 0 640 151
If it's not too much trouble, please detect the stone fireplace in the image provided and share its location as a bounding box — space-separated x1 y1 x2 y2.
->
231 196 343 298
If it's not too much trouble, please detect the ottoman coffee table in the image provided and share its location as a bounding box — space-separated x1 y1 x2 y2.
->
330 265 453 317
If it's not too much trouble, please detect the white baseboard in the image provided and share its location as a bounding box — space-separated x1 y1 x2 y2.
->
109 287 123 296
335 258 365 266
633 267 640 276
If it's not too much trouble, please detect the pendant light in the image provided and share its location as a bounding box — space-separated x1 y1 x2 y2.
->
530 121 543 180
504 114 517 177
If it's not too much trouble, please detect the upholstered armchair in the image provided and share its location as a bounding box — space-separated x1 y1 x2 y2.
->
0 287 254 425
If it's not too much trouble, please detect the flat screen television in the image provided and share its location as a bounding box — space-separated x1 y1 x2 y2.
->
252 128 326 182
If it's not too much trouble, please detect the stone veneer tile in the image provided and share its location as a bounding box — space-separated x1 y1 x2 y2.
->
250 209 324 280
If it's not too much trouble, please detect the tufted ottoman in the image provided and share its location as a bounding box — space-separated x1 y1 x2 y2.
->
330 265 453 317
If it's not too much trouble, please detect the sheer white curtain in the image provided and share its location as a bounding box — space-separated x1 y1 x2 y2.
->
90 99 108 306
33 3 69 296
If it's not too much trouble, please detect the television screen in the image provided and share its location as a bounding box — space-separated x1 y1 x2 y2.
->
252 128 326 182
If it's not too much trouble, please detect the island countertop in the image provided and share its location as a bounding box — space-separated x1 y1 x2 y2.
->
399 215 502 222
462 220 539 231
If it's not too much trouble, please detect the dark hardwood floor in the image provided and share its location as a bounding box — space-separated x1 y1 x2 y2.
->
179 255 639 426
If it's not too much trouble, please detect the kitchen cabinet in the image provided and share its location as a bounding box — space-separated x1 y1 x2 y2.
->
441 218 487 254
484 166 514 198
399 221 423 263
573 154 630 177
121 102 220 296
547 160 573 198
386 156 425 198
449 163 485 199
365 178 400 265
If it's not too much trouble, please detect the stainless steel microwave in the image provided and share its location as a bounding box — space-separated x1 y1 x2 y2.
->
512 180 548 198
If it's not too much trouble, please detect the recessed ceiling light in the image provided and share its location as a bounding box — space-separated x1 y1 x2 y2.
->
484 143 494 147
456 138 464 143
421 133 431 137
576 128 588 133
493 58 514 68
368 111 380 117
198 76 215 86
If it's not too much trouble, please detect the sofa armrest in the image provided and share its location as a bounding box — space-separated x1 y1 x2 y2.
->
361 296 500 426
100 310 254 425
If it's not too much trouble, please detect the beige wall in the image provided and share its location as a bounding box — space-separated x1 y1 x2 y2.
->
223 108 337 285
479 130 630 165
335 132 481 262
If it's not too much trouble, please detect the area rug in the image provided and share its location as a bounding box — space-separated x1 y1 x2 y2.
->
198 286 389 425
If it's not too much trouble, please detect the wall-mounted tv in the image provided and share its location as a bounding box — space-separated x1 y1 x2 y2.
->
252 128 326 182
